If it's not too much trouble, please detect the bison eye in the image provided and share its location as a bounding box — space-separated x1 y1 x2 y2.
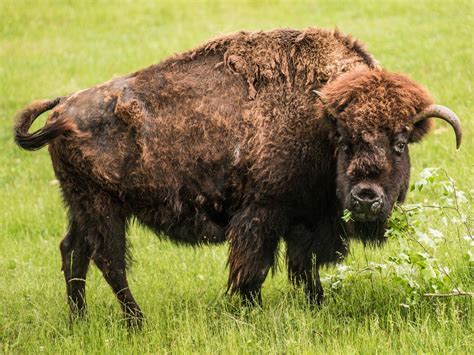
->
394 141 406 153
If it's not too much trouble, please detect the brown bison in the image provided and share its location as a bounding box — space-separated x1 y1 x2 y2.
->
14 28 461 327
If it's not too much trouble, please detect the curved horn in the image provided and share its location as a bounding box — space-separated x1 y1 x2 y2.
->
312 90 327 104
414 104 462 149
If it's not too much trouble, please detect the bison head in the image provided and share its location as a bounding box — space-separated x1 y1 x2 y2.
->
319 68 462 243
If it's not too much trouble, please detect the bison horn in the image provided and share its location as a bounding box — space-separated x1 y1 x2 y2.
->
414 104 462 149
312 90 327 104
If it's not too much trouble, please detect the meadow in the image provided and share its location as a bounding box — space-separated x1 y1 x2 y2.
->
0 0 472 353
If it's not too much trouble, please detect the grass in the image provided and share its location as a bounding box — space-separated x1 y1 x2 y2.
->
0 0 472 353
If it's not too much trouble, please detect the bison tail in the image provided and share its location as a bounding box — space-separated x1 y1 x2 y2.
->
14 97 70 151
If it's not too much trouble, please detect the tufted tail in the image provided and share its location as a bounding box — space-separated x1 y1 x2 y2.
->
13 97 71 150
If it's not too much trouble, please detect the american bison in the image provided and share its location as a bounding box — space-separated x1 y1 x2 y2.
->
14 28 462 327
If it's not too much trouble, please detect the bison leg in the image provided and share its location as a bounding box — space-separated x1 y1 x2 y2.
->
88 213 144 328
60 219 91 318
227 206 287 306
285 225 324 305
62 187 143 328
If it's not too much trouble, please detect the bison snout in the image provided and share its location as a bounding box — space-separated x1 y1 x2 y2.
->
350 184 384 221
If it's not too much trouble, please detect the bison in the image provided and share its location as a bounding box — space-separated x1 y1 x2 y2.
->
14 28 462 327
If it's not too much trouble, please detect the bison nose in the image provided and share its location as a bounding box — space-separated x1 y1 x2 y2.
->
351 186 384 214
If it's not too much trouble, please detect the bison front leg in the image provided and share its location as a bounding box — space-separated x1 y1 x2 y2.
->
285 225 324 305
227 206 287 306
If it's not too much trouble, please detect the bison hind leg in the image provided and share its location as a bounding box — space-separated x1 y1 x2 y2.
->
60 219 91 318
89 202 144 328
62 186 144 328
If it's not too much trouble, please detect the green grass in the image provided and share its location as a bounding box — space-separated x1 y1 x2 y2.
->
1 0 472 353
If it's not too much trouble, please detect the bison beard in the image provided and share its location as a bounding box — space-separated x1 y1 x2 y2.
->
13 28 461 327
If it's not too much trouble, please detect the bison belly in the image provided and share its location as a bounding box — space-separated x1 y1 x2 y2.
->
129 156 236 245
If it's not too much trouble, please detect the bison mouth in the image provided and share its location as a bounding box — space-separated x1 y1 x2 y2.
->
351 211 381 223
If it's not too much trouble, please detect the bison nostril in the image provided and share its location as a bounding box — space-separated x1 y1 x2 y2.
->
356 188 379 201
371 199 383 213
351 194 361 211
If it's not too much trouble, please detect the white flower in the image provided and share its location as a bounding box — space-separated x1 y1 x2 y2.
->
428 228 444 240
417 231 435 248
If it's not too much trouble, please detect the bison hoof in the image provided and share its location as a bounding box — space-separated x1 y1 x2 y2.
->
241 290 263 308
68 300 87 320
126 316 144 330
306 289 324 307
315 292 324 307
123 305 145 330
125 313 145 330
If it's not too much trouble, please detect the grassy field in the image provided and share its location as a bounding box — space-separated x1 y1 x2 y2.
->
1 0 472 353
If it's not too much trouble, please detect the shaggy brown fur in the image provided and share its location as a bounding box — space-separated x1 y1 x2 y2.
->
13 28 451 327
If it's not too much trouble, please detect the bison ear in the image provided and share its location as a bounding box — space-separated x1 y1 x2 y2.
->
321 109 340 145
409 118 433 143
